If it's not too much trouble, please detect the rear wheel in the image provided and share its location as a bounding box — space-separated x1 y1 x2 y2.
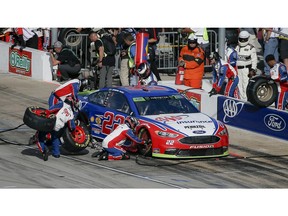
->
247 76 278 107
137 128 152 156
61 121 90 153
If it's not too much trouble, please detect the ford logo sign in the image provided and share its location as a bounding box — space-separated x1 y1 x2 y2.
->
264 114 286 131
192 130 206 134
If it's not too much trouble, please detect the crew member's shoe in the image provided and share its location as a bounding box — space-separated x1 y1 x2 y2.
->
42 146 49 161
98 151 109 161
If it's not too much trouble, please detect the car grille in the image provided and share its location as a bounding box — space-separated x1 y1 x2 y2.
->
165 147 226 157
179 136 220 144
177 147 224 156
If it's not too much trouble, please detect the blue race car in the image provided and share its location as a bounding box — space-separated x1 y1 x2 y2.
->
78 85 229 159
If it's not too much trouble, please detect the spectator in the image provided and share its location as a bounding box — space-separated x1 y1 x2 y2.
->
91 116 145 161
178 34 205 88
50 41 81 82
88 31 115 89
123 32 138 85
235 30 258 100
33 28 50 51
117 28 137 86
263 28 279 75
278 28 288 70
209 52 239 98
265 54 288 110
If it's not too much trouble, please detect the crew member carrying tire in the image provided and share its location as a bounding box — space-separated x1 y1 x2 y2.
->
265 54 288 110
32 96 78 161
92 116 145 161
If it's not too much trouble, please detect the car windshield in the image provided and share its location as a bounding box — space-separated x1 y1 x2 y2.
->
133 94 199 115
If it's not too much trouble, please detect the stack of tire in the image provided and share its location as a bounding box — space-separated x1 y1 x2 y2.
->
246 75 278 107
23 106 90 153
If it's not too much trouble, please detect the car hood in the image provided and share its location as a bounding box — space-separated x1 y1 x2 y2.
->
143 113 217 135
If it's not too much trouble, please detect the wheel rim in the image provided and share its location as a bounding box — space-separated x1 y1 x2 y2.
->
139 129 152 155
256 83 273 102
71 125 86 144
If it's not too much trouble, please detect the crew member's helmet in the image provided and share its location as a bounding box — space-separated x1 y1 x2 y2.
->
79 79 89 92
238 30 250 47
125 116 140 129
137 62 151 78
209 51 221 61
187 33 198 44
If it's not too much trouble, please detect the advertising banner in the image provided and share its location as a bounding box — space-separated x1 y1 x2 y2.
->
9 47 32 77
217 96 288 140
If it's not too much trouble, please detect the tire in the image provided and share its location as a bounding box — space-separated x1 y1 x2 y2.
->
23 106 56 132
137 128 152 156
58 28 82 50
61 121 90 153
246 76 278 107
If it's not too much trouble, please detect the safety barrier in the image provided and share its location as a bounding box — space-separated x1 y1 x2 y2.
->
0 41 53 82
66 30 219 74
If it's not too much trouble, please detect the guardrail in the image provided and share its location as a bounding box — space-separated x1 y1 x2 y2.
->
66 30 219 74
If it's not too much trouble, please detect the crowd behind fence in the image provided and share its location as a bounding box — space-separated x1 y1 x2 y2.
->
66 30 218 74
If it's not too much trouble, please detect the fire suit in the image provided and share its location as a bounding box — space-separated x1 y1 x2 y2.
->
179 46 205 88
269 62 288 110
235 44 257 100
102 123 144 160
36 102 76 158
48 79 80 108
225 45 238 70
212 59 239 98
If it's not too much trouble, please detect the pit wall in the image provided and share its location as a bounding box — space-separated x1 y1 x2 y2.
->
159 80 288 141
0 41 53 82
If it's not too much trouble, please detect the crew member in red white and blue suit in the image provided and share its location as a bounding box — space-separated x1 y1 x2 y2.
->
209 52 239 98
265 54 288 110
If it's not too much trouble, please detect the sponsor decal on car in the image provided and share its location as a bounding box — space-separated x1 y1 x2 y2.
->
177 120 212 124
264 114 286 131
184 125 205 129
165 140 175 145
153 148 160 153
192 130 206 134
155 115 188 122
189 144 214 149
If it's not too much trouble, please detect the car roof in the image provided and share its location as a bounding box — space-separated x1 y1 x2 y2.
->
101 85 179 97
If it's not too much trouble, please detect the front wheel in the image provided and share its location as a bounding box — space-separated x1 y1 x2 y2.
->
137 128 152 156
61 121 90 153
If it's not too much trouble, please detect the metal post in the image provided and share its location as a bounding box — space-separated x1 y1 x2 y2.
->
218 28 226 58
51 28 58 45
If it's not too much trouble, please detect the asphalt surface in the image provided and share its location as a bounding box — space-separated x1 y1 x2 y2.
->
0 72 287 215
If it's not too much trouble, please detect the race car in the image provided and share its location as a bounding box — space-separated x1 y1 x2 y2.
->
78 85 229 159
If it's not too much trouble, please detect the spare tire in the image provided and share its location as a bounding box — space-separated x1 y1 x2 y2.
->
61 121 90 153
246 76 278 107
23 106 56 132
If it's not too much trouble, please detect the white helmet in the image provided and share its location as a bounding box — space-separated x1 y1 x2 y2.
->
238 30 250 47
188 33 198 43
